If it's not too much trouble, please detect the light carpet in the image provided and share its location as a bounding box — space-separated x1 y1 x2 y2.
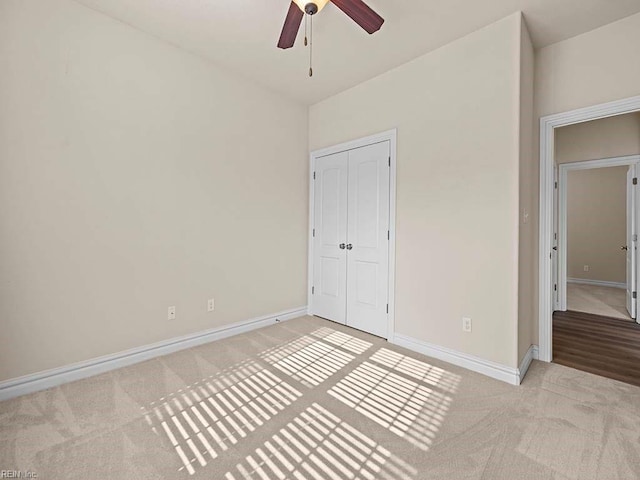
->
567 283 632 321
1 315 640 479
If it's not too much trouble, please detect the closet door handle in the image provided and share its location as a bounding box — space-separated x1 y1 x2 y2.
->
339 243 346 250
346 244 353 250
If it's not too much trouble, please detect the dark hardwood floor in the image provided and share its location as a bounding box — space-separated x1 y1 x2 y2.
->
553 310 640 387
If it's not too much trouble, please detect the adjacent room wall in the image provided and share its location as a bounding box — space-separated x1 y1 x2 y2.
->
517 17 536 367
567 167 627 284
310 13 523 368
0 0 308 382
555 113 640 164
555 114 640 286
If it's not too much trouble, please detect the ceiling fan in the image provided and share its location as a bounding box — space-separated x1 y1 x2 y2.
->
277 0 384 76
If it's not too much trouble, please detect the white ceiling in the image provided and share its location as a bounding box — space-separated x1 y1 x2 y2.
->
74 0 640 104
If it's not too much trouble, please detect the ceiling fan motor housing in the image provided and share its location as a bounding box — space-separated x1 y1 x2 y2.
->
278 0 384 50
304 2 318 15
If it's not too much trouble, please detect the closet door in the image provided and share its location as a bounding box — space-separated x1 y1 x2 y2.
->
346 141 390 338
312 151 349 324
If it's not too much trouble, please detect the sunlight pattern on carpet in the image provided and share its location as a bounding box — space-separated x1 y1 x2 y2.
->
224 403 417 480
328 361 452 451
143 326 458 476
309 327 373 354
144 359 301 475
259 336 355 387
370 348 460 393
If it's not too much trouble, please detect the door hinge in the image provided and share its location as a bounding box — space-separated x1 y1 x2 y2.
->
312 228 315 237
633 291 637 299
387 230 390 240
634 177 637 186
312 286 315 295
554 181 558 189
313 171 316 180
554 233 557 240
386 304 389 314
634 234 638 242
554 284 557 291
388 156 391 167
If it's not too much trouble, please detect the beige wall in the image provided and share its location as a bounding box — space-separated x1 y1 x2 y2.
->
536 12 640 118
310 13 523 368
567 167 627 283
556 113 640 164
4 2 638 384
517 18 536 366
0 0 308 382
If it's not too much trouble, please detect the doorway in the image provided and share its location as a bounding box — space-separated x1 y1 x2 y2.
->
539 96 640 363
556 156 640 320
308 130 397 339
545 110 640 384
538 100 640 372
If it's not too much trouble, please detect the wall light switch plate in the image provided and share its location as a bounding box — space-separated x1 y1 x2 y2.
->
168 306 176 320
462 317 472 333
207 298 215 312
583 265 589 272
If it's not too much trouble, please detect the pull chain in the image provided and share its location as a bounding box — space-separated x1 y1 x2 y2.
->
309 14 313 77
304 15 308 46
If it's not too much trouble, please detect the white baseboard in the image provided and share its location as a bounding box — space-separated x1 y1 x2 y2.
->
517 344 539 384
391 334 539 386
567 278 625 289
0 306 307 402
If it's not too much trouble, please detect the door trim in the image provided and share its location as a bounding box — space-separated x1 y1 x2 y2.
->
308 129 397 340
538 95 640 362
557 155 640 312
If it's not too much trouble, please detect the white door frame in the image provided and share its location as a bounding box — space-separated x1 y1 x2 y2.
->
538 95 640 362
308 129 397 340
557 155 640 311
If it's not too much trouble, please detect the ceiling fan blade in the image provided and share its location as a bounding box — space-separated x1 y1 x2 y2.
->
330 0 384 34
278 2 304 49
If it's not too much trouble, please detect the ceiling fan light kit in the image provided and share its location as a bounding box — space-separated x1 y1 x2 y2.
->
277 0 384 77
293 0 330 15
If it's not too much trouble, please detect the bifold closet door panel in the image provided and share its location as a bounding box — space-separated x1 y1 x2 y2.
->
346 141 390 338
312 151 349 324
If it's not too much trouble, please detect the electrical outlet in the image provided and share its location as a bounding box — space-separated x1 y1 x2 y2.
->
583 265 589 272
207 298 215 312
462 317 472 333
168 306 176 320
